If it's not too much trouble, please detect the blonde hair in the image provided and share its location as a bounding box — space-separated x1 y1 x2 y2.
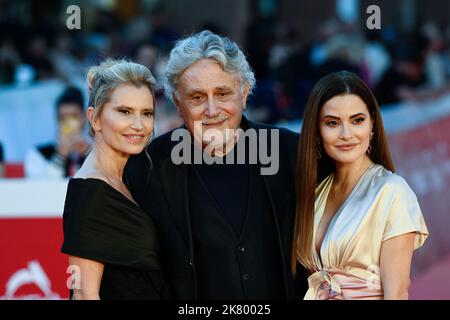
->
87 58 156 136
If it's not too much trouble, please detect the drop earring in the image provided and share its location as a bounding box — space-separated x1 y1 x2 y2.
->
367 132 374 154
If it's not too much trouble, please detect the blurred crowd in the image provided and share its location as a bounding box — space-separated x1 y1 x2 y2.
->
1 0 450 178
246 15 450 122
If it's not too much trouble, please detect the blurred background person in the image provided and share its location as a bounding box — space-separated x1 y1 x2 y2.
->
0 37 20 85
24 86 89 179
374 34 428 106
49 31 87 83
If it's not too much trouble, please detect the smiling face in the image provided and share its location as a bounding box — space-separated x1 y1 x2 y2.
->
89 84 154 156
319 94 373 166
173 58 250 149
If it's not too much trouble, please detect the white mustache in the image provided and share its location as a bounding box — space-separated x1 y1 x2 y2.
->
202 116 228 125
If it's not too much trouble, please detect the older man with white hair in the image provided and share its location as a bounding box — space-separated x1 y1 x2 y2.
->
125 30 307 300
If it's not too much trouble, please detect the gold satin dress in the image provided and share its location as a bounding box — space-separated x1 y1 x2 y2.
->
303 164 429 300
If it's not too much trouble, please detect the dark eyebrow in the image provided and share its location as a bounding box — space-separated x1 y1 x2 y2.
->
115 105 154 112
322 113 367 120
321 115 340 120
350 113 367 118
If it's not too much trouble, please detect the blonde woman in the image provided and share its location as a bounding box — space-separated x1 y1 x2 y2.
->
61 59 165 300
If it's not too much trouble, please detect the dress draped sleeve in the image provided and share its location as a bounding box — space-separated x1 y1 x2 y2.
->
382 176 429 250
61 178 161 270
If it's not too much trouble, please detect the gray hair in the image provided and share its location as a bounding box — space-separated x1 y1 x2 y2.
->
87 58 156 136
163 30 256 104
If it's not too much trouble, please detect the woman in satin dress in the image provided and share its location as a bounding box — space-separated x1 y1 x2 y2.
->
292 71 429 300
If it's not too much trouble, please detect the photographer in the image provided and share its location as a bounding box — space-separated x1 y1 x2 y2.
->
25 87 89 178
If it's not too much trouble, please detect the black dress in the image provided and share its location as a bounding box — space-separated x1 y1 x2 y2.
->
61 178 165 299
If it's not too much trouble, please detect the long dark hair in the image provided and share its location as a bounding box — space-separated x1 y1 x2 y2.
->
291 71 395 273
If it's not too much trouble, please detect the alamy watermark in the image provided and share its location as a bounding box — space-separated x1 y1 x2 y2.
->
66 5 81 30
66 265 81 290
366 264 381 290
65 4 381 31
366 5 381 30
170 122 280 176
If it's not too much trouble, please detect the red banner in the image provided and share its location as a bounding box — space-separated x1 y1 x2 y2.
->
0 218 68 299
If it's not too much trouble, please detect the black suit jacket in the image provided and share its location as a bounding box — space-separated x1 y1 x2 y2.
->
124 117 307 299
